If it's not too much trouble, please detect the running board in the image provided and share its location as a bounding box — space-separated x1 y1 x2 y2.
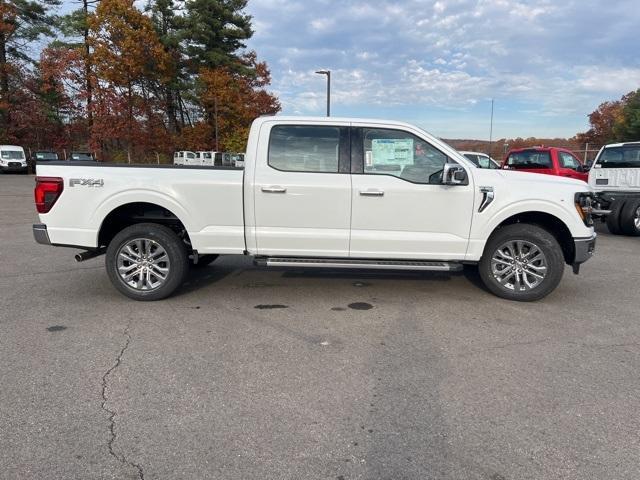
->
256 257 463 272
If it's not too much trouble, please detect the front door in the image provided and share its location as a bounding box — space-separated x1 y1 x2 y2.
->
253 122 352 257
557 150 588 182
349 126 475 260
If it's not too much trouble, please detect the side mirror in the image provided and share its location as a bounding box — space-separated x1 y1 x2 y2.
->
443 163 468 185
576 164 585 173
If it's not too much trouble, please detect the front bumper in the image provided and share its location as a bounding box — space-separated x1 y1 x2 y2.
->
33 224 51 245
0 163 28 173
572 234 596 273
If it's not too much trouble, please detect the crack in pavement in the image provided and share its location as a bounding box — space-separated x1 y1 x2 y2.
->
101 324 145 480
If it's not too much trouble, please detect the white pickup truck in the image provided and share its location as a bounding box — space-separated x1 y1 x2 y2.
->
33 116 596 301
588 141 640 236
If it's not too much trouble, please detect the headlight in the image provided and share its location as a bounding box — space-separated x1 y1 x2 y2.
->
575 192 594 227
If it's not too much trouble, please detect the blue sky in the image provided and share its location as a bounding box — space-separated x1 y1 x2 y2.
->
244 0 640 139
57 0 640 139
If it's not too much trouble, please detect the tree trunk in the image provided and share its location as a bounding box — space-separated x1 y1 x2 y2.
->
83 0 93 129
165 86 179 133
127 81 133 163
0 33 10 137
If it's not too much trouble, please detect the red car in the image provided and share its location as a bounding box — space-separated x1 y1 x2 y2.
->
502 146 589 182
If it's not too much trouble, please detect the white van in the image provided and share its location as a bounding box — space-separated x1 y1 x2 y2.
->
173 151 196 166
197 151 216 166
0 145 28 173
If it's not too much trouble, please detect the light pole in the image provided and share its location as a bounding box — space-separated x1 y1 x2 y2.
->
315 70 330 116
488 98 494 158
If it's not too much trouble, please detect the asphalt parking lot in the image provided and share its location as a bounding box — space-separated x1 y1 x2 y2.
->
1 173 639 480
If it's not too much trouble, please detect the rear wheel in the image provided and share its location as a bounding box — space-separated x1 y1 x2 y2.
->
619 198 640 236
479 224 565 301
606 199 625 235
106 223 188 301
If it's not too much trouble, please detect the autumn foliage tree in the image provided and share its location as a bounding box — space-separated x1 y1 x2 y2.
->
2 0 280 160
193 54 280 151
0 0 59 142
89 0 171 160
576 89 640 145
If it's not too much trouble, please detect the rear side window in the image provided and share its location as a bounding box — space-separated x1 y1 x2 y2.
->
269 125 340 173
507 150 552 169
558 151 580 169
597 146 640 168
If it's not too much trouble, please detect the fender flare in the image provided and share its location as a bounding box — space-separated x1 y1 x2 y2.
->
91 190 194 244
477 200 580 240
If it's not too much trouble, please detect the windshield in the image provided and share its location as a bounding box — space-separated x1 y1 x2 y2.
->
464 153 498 169
70 153 93 160
35 152 58 161
507 150 552 169
596 145 640 168
1 150 24 160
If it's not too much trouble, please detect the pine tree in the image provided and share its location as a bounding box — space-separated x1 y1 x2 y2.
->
0 0 60 140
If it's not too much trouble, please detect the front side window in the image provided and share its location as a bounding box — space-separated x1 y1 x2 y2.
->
507 150 552 169
71 153 92 160
363 128 448 184
1 150 24 160
597 146 640 168
559 151 580 169
269 125 340 173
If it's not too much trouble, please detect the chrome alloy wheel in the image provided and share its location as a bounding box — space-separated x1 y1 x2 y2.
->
116 238 170 291
490 240 548 291
634 206 640 229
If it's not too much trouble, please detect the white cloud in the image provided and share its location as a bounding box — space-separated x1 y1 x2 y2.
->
245 0 640 136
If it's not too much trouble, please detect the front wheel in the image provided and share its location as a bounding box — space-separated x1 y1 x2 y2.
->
620 199 640 236
479 224 565 302
106 223 188 301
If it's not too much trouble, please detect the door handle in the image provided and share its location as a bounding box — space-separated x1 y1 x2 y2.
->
261 186 287 193
359 189 384 197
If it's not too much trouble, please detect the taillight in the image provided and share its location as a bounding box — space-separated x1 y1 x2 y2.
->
35 176 64 213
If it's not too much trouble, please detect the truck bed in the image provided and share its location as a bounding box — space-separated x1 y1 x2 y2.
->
35 162 246 254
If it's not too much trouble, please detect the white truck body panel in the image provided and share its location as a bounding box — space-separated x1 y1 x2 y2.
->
37 165 245 253
36 116 594 264
588 142 640 192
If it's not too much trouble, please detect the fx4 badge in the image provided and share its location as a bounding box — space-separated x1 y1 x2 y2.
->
69 178 104 188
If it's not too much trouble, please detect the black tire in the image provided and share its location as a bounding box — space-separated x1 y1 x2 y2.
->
606 199 626 235
191 254 219 268
106 223 188 301
479 223 565 302
619 198 640 236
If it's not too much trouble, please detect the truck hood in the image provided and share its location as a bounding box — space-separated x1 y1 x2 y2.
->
474 168 592 191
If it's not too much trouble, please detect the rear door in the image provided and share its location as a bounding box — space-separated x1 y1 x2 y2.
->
349 125 474 260
253 122 352 256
